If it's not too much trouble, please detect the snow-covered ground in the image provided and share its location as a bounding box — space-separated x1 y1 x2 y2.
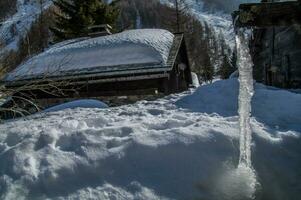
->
0 1 300 199
0 79 300 200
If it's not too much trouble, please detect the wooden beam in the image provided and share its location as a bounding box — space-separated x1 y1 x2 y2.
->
3 66 170 88
233 1 301 28
87 24 112 37
65 73 169 86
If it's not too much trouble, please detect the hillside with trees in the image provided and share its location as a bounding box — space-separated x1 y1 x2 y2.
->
0 0 17 20
51 0 119 41
0 0 236 82
118 0 235 81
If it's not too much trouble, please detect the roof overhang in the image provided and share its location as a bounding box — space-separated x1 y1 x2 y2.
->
2 66 172 88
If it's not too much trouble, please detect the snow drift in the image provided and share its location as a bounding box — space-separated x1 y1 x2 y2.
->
43 100 108 113
177 79 301 132
0 79 300 200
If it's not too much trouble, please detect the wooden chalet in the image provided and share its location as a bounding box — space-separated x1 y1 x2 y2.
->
234 0 301 88
0 29 192 118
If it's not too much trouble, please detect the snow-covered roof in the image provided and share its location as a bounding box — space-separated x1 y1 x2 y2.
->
5 29 175 81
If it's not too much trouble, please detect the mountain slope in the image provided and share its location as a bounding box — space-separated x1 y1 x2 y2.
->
160 0 259 49
0 0 259 78
0 0 53 56
0 0 258 57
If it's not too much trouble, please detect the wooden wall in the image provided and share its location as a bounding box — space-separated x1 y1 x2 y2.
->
251 1 301 88
252 26 301 89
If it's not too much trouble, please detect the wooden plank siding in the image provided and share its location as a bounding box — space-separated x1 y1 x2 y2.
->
234 0 301 28
250 2 301 88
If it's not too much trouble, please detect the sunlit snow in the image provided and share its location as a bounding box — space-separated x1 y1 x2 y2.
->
0 79 300 200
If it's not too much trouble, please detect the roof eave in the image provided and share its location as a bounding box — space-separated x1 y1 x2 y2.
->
2 65 173 88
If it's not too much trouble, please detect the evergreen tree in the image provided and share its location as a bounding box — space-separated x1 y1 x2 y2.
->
51 0 119 41
230 48 237 70
0 0 16 20
200 22 214 82
162 0 189 33
201 48 214 83
218 53 233 79
217 32 236 79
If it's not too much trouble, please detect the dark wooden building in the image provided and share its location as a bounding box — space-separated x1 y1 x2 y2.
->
0 29 192 118
234 0 301 88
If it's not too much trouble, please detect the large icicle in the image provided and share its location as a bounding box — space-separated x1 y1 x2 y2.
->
236 31 254 167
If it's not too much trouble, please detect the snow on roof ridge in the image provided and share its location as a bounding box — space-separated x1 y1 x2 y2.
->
45 29 174 64
5 29 175 81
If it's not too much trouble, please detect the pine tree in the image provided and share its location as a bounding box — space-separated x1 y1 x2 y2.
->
162 0 189 33
218 53 233 79
0 0 16 20
216 32 236 79
230 48 237 70
51 0 119 41
201 47 214 82
200 22 214 83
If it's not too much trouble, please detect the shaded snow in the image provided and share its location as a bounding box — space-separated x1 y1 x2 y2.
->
5 29 174 81
177 79 301 132
0 79 300 200
46 183 172 200
43 100 109 113
191 72 200 87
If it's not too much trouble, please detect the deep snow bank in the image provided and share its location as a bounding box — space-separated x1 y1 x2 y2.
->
177 79 301 132
0 79 300 200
